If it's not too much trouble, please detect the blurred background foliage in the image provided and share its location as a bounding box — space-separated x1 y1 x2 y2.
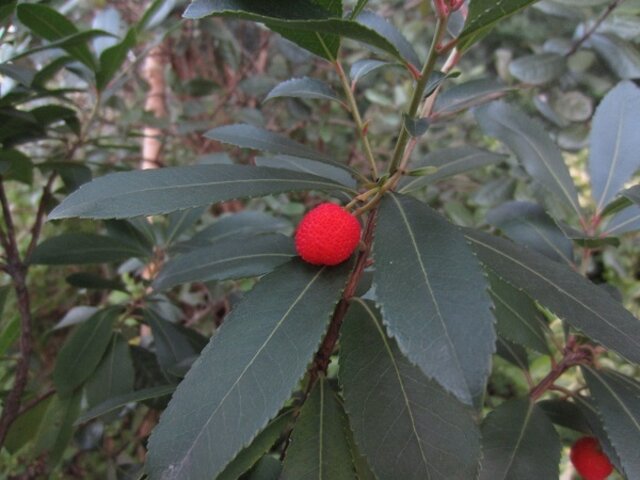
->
0 0 639 478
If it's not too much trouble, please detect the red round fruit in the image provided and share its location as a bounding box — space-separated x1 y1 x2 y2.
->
570 436 614 480
295 203 361 266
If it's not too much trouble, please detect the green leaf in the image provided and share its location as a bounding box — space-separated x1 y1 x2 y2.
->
354 10 420 68
145 309 198 377
475 101 582 219
281 379 356 480
495 336 529 369
249 456 282 480
477 397 561 480
399 147 505 192
32 392 82 467
588 33 640 80
204 124 353 172
5 395 55 454
459 0 542 51
340 300 482 480
154 234 295 291
183 1 415 65
603 204 640 235
402 114 429 137
538 399 592 435
488 271 549 354
622 184 640 205
53 307 121 395
16 3 97 69
218 413 293 480
589 81 640 213
0 149 33 185
146 259 351 480
49 165 353 219
85 333 135 409
349 59 392 84
508 53 566 85
373 194 495 405
66 272 126 292
30 233 148 265
77 385 175 424
583 367 640 478
264 77 342 104
96 27 137 91
163 207 205 247
173 211 291 253
465 230 640 365
434 78 511 115
486 201 574 265
255 155 358 189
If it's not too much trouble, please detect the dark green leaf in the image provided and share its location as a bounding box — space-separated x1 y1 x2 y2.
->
16 3 97 69
508 53 566 84
66 272 126 292
495 336 529 369
354 10 420 68
622 184 640 205
145 309 197 377
434 78 511 115
281 379 356 480
0 63 35 87
76 385 175 424
487 201 574 265
0 2 16 24
475 101 582 219
0 149 33 185
255 155 358 188
183 1 414 65
85 334 135 408
589 81 640 213
402 114 429 137
488 271 549 354
96 28 137 90
32 392 81 467
374 194 495 405
146 260 351 480
465 230 640 365
154 234 295 291
477 397 561 480
583 367 640 478
603 205 640 235
49 165 353 220
164 207 206 246
264 77 342 104
249 456 282 480
399 147 505 192
538 398 591 434
349 59 392 84
218 413 292 480
174 211 291 253
340 300 482 480
5 395 54 454
31 233 147 265
53 307 120 395
459 0 542 51
204 124 353 173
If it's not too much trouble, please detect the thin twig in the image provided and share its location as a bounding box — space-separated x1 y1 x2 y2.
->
565 0 625 57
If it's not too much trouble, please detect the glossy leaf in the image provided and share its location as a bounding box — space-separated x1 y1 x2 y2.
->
459 0 542 51
495 336 529 369
77 385 175 424
154 234 295 291
434 79 511 115
30 233 147 265
218 413 293 480
16 3 97 69
466 231 640 365
603 204 640 235
145 309 198 376
281 379 356 480
340 300 482 480
49 165 353 219
400 147 505 192
477 397 561 480
96 27 137 90
475 101 582 219
183 0 415 65
85 334 134 408
486 201 574 265
488 271 549 354
583 367 640 478
508 53 566 84
349 59 392 84
589 81 640 212
174 211 291 253
264 77 342 104
164 207 206 246
146 260 351 480
373 194 495 405
53 307 120 395
255 155 358 188
402 114 429 137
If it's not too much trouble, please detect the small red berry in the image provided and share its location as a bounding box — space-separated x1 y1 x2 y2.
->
570 436 614 480
295 203 361 266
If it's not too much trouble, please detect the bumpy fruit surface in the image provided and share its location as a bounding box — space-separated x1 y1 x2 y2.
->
295 203 361 266
570 436 614 480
